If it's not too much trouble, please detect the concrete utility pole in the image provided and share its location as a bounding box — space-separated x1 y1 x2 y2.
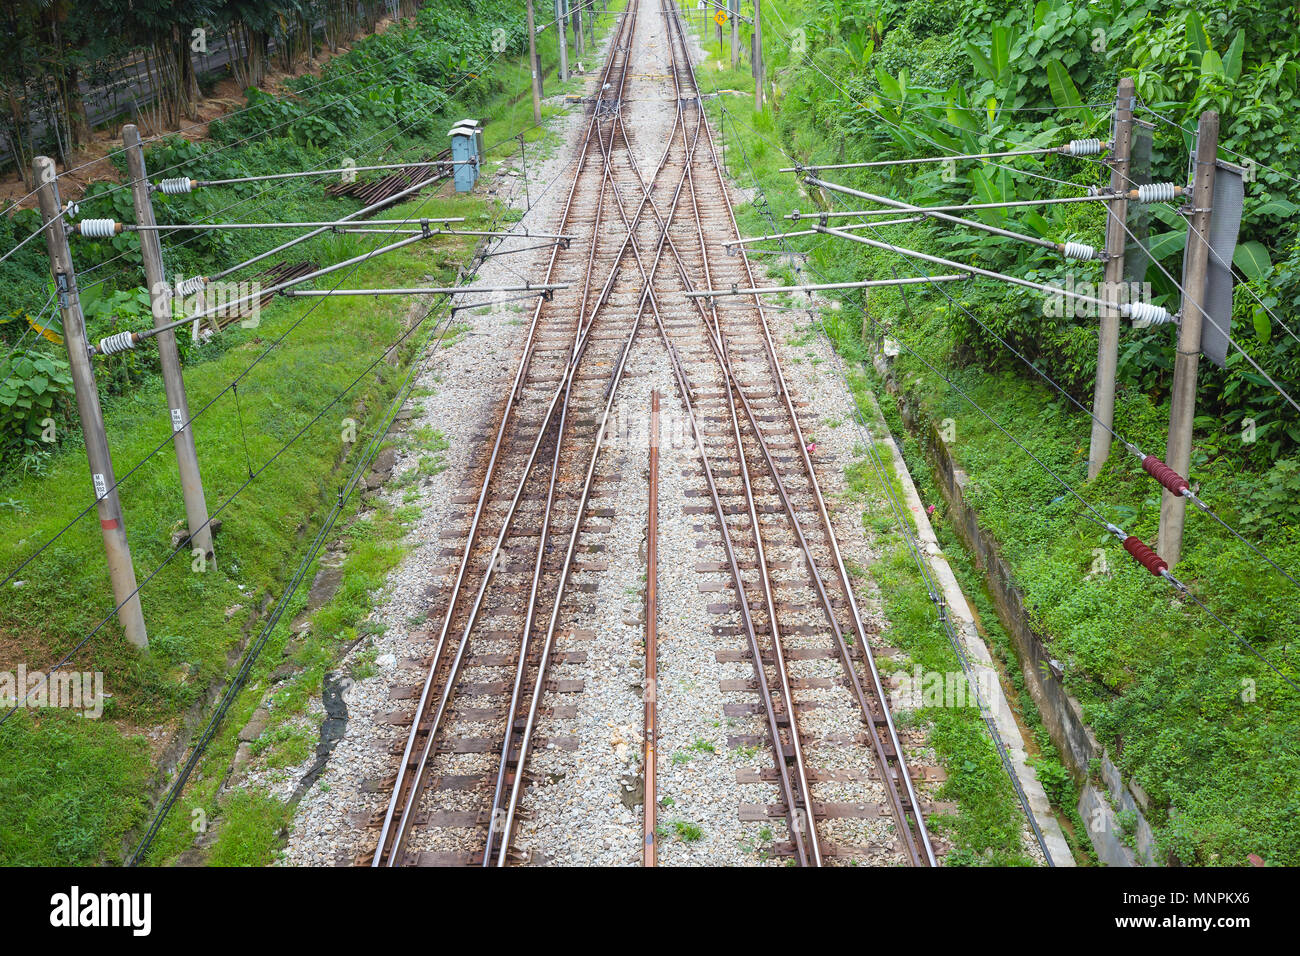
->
730 0 739 70
527 0 542 124
1158 110 1219 565
555 0 569 83
753 0 764 112
573 0 584 62
33 155 148 650
1087 76 1136 481
123 125 216 569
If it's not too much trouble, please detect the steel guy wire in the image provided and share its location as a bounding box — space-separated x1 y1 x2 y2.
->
0 170 458 592
0 11 621 607
1099 148 1300 350
43 17 517 198
757 5 1107 192
70 37 526 297
785 133 1300 603
1136 99 1300 191
733 15 1300 419
708 85 1298 696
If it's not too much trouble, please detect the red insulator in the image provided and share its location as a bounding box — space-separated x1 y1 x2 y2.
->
1123 536 1168 577
1142 455 1190 496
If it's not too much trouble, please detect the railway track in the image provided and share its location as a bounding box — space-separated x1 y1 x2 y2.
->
362 0 940 867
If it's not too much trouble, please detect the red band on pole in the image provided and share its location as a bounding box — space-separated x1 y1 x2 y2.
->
100 519 118 530
1123 536 1168 577
1141 455 1190 496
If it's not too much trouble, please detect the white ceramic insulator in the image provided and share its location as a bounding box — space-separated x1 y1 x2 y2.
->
1064 138 1102 156
1062 241 1098 261
98 331 136 355
78 218 117 238
1136 182 1177 203
1125 301 1175 328
158 177 193 194
174 276 207 297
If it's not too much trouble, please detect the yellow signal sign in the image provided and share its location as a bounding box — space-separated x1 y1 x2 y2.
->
714 9 728 26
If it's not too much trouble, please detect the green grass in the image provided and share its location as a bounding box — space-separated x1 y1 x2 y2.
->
0 708 150 865
657 818 704 843
878 359 1300 866
843 449 1036 867
205 790 294 867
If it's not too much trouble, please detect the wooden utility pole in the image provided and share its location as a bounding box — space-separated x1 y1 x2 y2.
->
555 0 569 83
527 0 542 124
1158 110 1219 565
1087 76 1136 481
33 155 148 650
123 125 216 569
753 0 764 112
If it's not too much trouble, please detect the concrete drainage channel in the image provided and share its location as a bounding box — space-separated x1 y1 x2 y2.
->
875 350 1156 866
858 387 1075 867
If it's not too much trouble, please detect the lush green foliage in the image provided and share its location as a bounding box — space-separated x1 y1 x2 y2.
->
769 0 1300 457
0 0 599 864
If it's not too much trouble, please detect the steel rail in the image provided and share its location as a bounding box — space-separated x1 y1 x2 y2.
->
673 34 822 864
604 0 818 865
651 0 824 863
644 389 660 867
668 0 937 865
482 8 664 863
488 4 716 862
370 1 639 866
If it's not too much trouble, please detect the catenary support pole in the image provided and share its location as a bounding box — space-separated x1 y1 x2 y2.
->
527 0 543 124
1087 76 1135 480
573 0 584 60
730 0 739 70
33 155 148 649
124 125 216 568
556 0 569 82
1158 110 1219 565
753 0 764 112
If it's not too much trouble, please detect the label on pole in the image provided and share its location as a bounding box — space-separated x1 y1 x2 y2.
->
171 408 185 433
92 473 108 500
